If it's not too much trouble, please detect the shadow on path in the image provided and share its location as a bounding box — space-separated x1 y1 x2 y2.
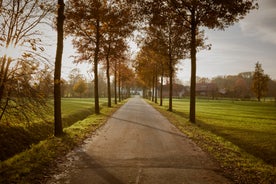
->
102 112 186 139
75 151 125 184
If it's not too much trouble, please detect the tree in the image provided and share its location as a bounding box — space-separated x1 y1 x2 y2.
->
234 76 248 99
252 62 270 101
102 0 257 121
134 45 158 101
0 0 53 123
134 38 169 105
119 62 135 100
0 1 2 15
35 64 54 98
212 74 252 99
112 51 131 103
102 1 135 107
66 0 111 114
268 80 276 102
73 78 87 98
67 68 83 97
0 0 51 100
53 0 65 136
137 1 189 110
98 70 108 98
167 0 257 122
145 12 189 109
0 58 52 122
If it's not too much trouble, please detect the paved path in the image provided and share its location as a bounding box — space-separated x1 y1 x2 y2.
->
47 97 231 184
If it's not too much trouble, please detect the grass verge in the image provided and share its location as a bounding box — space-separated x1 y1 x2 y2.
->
162 98 276 166
148 100 276 184
0 98 107 161
0 101 125 184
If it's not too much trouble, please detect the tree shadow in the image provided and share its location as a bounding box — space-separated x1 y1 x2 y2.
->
102 112 187 139
72 150 125 184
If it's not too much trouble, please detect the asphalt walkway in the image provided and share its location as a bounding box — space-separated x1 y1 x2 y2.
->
47 96 231 184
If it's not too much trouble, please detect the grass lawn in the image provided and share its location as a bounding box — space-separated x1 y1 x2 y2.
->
0 98 108 161
60 98 108 127
61 98 108 115
162 98 276 166
149 98 276 183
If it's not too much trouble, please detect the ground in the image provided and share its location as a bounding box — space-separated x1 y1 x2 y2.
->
46 97 231 184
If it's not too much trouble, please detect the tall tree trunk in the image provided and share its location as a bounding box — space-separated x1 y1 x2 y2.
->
106 43 111 107
127 87 131 98
189 8 197 123
0 57 7 102
94 18 100 114
54 0 65 136
160 69 164 106
0 56 13 104
107 61 111 107
0 0 2 10
118 60 121 102
0 91 10 121
0 56 11 102
152 75 155 102
168 27 173 112
114 61 117 104
168 58 173 112
143 88 147 98
154 68 158 104
121 83 124 100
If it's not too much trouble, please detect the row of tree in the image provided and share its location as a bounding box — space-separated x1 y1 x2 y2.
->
0 0 258 136
64 0 136 112
132 0 257 123
135 61 275 106
62 68 135 99
0 0 136 136
195 62 275 101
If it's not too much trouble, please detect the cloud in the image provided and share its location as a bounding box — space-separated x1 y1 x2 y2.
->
239 0 276 44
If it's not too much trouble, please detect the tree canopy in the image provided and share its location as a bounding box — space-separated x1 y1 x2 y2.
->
0 0 54 123
252 62 270 101
137 0 258 122
0 0 260 132
65 0 136 113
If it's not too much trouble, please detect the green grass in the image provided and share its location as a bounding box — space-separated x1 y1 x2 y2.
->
60 98 108 127
163 98 276 166
149 99 276 183
0 98 108 161
0 99 125 184
61 98 107 115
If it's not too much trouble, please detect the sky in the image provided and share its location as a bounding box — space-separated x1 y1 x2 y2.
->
60 0 276 83
178 0 276 83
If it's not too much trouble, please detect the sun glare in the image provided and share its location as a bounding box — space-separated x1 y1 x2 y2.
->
0 44 23 59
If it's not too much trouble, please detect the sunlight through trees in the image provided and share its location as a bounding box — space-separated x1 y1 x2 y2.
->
0 0 54 123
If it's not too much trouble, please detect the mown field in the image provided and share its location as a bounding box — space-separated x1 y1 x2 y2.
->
61 98 108 127
161 98 276 166
0 98 108 161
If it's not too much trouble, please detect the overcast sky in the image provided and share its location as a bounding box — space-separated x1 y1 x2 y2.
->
178 0 276 82
61 0 276 82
